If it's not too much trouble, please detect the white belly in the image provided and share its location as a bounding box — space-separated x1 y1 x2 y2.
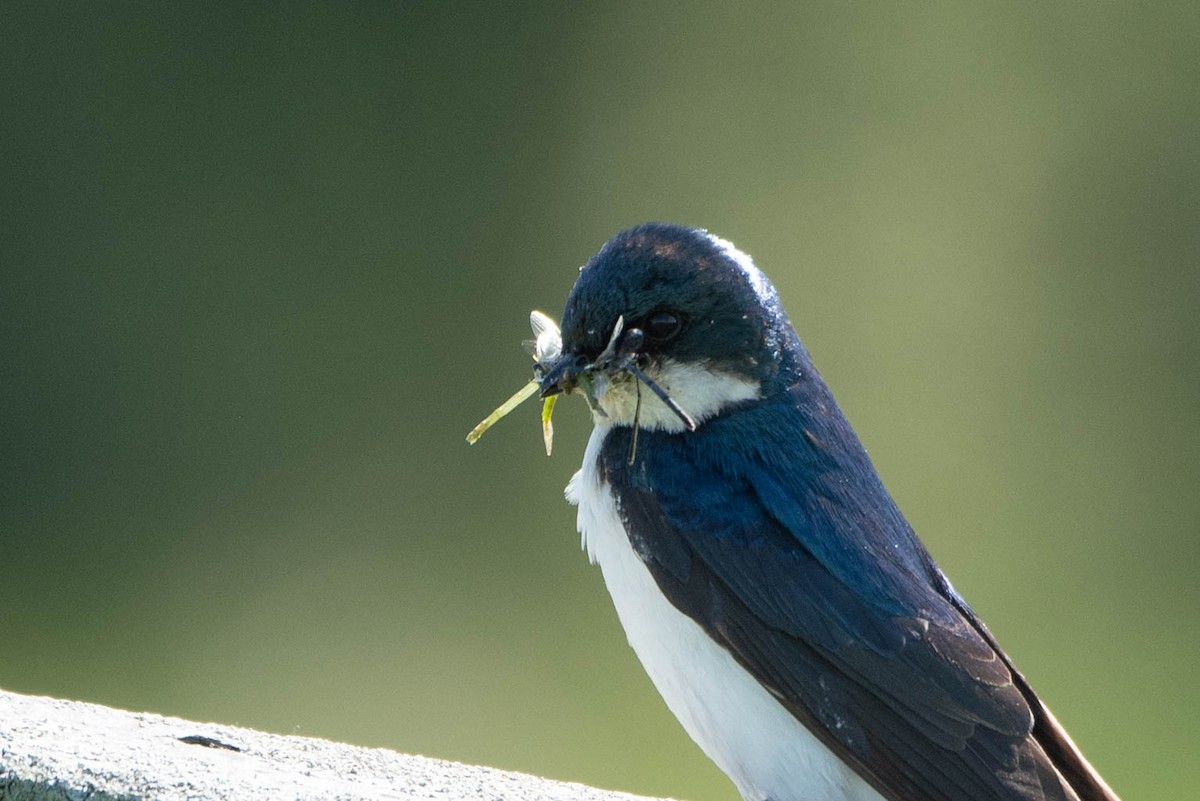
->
567 425 884 801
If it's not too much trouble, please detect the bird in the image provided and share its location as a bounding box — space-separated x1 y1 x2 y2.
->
536 223 1119 801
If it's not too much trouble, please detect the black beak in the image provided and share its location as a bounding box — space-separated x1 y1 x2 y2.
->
539 352 590 398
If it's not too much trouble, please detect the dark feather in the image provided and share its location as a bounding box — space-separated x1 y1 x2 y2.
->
598 381 1115 801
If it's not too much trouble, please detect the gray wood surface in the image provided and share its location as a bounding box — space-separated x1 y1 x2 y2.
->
0 689 665 801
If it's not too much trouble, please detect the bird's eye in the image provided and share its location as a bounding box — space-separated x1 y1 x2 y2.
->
643 309 682 342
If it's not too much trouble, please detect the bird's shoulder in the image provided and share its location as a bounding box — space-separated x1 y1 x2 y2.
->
601 393 947 623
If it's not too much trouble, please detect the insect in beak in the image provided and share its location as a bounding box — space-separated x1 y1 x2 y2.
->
466 311 564 455
467 312 696 460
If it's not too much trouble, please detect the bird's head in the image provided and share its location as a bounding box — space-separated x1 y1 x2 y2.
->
539 223 796 432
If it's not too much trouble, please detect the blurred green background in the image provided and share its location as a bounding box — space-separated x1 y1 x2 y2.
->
2 4 1197 799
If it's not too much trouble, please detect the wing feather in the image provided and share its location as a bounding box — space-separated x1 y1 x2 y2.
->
599 403 1106 801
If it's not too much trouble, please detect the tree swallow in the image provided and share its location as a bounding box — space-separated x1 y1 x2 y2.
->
538 223 1119 801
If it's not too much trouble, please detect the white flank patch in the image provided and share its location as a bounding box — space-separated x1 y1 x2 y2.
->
589 359 760 432
566 425 885 801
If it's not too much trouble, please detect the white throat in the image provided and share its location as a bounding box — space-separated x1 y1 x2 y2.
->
588 359 760 432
